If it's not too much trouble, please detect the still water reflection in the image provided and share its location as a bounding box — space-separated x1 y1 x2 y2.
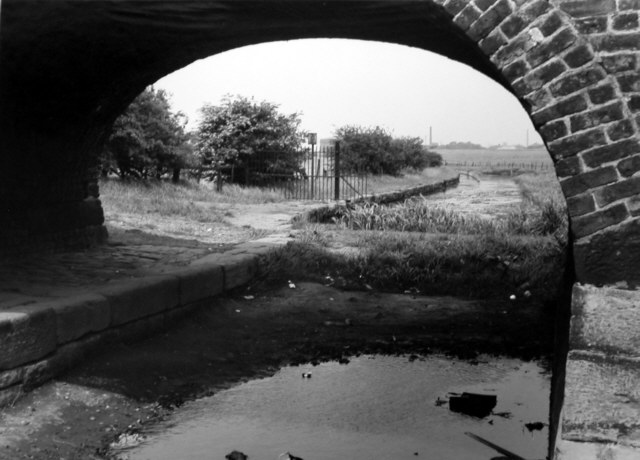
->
119 355 549 460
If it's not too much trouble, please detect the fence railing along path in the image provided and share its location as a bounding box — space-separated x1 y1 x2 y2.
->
216 142 368 201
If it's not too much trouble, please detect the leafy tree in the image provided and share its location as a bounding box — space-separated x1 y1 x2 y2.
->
101 87 192 181
334 125 442 175
195 95 307 184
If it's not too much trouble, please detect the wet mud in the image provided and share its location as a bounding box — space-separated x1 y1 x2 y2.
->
0 282 555 459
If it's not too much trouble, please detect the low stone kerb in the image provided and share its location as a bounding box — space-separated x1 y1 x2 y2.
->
98 275 180 326
0 305 57 371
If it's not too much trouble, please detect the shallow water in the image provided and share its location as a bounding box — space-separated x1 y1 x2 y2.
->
118 355 549 460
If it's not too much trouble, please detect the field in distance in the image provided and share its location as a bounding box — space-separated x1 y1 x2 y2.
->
434 148 553 169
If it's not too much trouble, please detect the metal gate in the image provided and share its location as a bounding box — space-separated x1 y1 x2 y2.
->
222 143 368 201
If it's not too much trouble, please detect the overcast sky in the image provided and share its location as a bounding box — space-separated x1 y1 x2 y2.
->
155 39 543 147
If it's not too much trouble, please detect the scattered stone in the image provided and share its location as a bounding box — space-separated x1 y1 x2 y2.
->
226 451 248 460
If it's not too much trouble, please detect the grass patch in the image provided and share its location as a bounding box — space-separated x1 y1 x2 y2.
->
261 172 568 302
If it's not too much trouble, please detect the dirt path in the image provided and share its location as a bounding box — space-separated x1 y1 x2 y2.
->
0 282 553 460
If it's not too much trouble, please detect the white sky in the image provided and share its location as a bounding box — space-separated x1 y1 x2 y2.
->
155 39 543 147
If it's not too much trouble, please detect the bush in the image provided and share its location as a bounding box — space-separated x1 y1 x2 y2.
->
334 125 441 175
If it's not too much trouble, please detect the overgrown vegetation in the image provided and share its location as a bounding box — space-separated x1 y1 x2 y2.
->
260 172 568 302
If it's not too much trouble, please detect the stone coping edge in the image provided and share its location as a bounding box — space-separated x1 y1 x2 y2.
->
0 239 283 407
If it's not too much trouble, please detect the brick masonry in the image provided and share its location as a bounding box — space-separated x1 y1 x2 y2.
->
2 1 640 459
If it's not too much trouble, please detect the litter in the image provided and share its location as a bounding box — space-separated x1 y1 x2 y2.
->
448 392 497 418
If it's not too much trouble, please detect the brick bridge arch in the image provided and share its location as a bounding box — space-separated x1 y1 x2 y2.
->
1 1 639 458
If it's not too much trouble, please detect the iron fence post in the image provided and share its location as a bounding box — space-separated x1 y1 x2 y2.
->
334 141 340 201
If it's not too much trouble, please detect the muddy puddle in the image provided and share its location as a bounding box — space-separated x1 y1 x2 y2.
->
112 355 549 460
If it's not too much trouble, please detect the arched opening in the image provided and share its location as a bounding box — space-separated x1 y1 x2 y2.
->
1 2 639 459
93 37 568 459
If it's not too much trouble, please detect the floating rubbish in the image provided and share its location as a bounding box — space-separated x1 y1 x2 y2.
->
243 295 254 300
464 432 525 459
302 372 312 379
225 451 248 460
279 453 304 460
525 421 545 432
509 294 516 300
448 392 497 418
288 280 296 289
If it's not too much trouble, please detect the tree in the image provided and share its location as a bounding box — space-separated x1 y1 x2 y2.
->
334 125 442 175
101 87 192 181
195 95 307 184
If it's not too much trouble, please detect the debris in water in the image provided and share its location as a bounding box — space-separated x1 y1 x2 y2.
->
279 453 304 460
509 294 516 300
525 421 546 432
302 372 312 379
448 392 497 418
523 290 532 298
225 451 248 460
243 295 254 300
464 432 525 459
288 280 296 289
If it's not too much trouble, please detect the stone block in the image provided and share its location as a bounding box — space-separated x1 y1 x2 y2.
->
594 33 640 53
549 68 607 98
588 83 617 105
474 0 496 11
218 254 259 290
548 128 606 159
569 101 624 133
567 193 595 216
527 28 578 68
540 12 563 36
571 203 629 239
454 4 481 31
479 30 506 55
608 120 636 142
613 13 639 31
574 219 640 285
570 284 640 355
0 367 24 390
619 0 640 10
630 96 640 113
442 0 467 16
503 58 529 82
500 13 526 38
0 305 57 371
524 59 567 90
563 44 595 68
582 139 640 169
0 386 23 409
540 119 568 142
594 177 640 207
467 0 511 41
602 54 637 73
43 293 110 344
532 94 588 126
560 166 617 197
556 156 582 177
98 275 180 326
175 264 224 305
618 73 640 93
563 351 640 444
617 155 640 178
556 0 615 18
574 16 608 34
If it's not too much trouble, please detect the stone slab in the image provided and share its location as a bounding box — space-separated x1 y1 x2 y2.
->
563 351 640 445
571 284 640 355
174 265 224 305
218 254 259 290
98 275 180 326
0 305 56 371
44 293 111 345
